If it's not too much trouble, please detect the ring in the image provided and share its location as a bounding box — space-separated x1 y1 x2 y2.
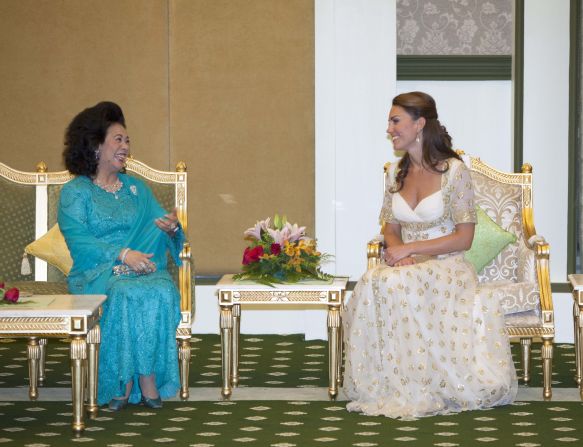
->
139 262 146 270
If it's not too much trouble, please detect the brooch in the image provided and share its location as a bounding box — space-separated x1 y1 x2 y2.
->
130 185 138 196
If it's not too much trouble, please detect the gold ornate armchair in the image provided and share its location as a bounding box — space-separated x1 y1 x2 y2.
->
0 157 194 399
367 153 554 398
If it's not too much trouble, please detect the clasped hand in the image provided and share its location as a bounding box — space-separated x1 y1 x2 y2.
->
155 208 179 235
124 250 157 274
384 244 416 267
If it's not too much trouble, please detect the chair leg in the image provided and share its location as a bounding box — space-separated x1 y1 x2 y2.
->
520 338 532 384
542 337 553 400
178 337 191 400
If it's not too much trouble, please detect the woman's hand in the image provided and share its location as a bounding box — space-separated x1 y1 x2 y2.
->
384 244 412 266
123 249 157 274
155 208 180 235
393 256 416 267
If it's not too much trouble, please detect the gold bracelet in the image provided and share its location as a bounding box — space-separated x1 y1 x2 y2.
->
120 248 130 264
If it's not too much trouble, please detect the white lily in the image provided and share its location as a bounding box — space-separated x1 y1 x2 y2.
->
285 222 306 243
244 217 271 240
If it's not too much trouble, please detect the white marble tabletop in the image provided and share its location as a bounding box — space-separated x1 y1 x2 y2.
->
0 294 106 318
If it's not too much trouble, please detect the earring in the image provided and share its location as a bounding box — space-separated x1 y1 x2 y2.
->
95 149 100 161
416 134 420 144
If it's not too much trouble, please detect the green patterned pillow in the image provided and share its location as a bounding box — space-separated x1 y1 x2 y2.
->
465 206 517 273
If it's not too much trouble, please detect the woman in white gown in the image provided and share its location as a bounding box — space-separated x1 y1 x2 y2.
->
343 91 517 419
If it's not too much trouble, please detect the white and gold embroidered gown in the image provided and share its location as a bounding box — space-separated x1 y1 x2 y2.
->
343 158 517 419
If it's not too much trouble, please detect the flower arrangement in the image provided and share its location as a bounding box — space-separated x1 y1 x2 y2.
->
233 214 332 286
0 282 20 304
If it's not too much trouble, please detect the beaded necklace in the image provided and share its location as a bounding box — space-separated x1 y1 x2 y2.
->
93 178 123 199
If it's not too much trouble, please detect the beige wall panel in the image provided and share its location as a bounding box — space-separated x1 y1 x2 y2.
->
0 0 169 171
171 0 315 274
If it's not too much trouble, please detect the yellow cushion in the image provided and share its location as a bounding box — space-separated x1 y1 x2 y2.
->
25 224 73 275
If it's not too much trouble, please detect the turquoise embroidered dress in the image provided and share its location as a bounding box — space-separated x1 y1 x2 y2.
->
58 174 184 405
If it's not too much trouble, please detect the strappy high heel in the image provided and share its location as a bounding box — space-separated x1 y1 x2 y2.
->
141 395 163 409
108 397 129 411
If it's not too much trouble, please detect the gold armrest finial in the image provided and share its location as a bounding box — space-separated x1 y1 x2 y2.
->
36 161 47 173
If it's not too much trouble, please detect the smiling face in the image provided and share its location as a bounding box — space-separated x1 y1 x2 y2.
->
96 123 130 175
387 105 424 153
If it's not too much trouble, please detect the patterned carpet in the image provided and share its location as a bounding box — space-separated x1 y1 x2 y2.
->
1 400 583 446
0 335 581 446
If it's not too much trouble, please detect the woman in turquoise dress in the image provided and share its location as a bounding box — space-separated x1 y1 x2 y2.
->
58 101 184 410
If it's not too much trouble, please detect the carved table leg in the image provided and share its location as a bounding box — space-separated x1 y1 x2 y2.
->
577 301 583 399
178 337 191 400
231 304 241 387
38 338 47 385
86 324 100 417
70 336 87 433
337 320 344 388
220 306 233 399
542 337 553 400
27 337 41 400
574 301 581 387
327 306 340 400
520 338 532 384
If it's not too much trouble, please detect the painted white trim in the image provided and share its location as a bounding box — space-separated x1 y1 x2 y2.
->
35 185 48 281
522 0 570 282
315 0 397 280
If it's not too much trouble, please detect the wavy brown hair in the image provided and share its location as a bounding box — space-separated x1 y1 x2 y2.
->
390 91 460 192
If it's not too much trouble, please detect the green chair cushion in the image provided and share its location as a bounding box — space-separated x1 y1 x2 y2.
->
465 206 517 273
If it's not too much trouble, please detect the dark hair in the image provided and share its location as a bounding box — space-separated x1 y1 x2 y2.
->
391 91 460 192
63 101 126 176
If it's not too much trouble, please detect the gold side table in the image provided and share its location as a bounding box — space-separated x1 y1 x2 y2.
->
216 274 348 400
568 274 583 398
0 294 106 432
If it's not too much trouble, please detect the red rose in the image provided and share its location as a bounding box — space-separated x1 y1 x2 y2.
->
270 243 281 256
242 245 264 265
4 287 19 303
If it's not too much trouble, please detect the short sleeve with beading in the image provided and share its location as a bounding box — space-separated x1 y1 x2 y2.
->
448 159 476 224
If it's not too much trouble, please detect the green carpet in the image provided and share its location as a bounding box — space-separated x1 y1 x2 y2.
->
0 400 582 446
0 336 578 389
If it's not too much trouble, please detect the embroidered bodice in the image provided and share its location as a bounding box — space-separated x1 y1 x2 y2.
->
380 158 476 243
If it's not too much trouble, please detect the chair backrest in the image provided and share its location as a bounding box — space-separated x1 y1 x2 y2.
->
0 159 193 323
459 154 535 285
0 162 71 282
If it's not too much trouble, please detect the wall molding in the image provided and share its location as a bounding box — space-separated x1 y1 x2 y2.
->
513 0 524 172
568 0 580 275
396 55 511 80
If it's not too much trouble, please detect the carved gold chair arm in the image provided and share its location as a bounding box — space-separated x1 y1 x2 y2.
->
522 207 553 313
367 236 384 270
178 242 193 315
527 235 553 315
